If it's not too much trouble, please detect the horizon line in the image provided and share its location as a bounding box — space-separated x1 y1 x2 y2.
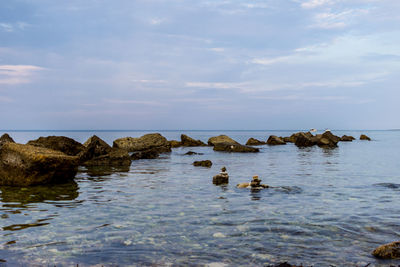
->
1 129 398 132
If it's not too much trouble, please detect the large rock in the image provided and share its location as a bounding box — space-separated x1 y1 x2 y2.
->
267 135 286 145
169 140 182 148
213 142 259 153
180 134 207 147
113 133 171 152
131 148 160 160
360 134 371 141
79 135 131 167
246 138 266 146
0 143 78 186
316 131 339 148
294 132 316 148
193 160 212 168
340 135 355 142
289 132 313 143
372 241 400 259
208 135 239 146
27 136 84 156
0 133 15 149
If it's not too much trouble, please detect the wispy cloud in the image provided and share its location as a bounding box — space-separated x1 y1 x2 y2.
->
0 65 44 85
300 0 333 9
0 22 30 32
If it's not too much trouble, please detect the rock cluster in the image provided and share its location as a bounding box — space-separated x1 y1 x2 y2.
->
213 167 229 185
284 131 340 148
193 160 212 168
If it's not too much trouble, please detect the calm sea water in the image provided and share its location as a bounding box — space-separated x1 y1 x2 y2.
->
0 130 399 266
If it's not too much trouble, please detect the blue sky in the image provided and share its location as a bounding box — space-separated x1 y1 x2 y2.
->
0 0 399 130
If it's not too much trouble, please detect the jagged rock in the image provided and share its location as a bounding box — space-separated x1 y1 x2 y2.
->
131 148 160 160
27 136 84 156
0 143 78 186
113 133 171 152
213 142 259 153
321 131 340 143
169 140 182 148
0 133 15 149
213 167 229 185
360 134 371 141
372 241 400 259
340 135 355 142
289 132 313 143
193 160 212 167
208 135 240 146
184 151 203 155
267 135 286 145
246 138 266 146
79 135 131 167
181 134 207 147
316 131 339 148
294 132 316 148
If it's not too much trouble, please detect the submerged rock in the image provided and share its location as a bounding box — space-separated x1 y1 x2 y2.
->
246 138 266 146
360 134 371 141
193 160 212 167
267 135 286 145
213 142 259 153
27 136 84 156
0 133 15 149
181 134 207 147
79 135 131 167
184 151 203 155
169 140 182 148
131 149 160 160
340 135 355 142
372 241 400 259
0 143 78 186
208 135 240 146
113 133 171 152
213 167 229 185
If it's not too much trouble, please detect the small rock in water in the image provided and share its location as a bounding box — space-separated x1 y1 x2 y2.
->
237 175 269 189
193 160 212 167
360 134 371 141
213 232 226 238
372 241 400 259
213 167 229 185
185 151 203 155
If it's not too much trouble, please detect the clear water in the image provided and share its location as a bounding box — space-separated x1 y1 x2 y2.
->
1 130 400 266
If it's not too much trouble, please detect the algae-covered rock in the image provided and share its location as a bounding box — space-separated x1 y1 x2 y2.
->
267 135 286 145
27 136 84 156
360 134 371 141
113 133 171 152
169 140 182 148
181 134 207 147
246 138 266 146
0 143 78 186
131 148 160 160
213 167 229 185
340 135 355 142
193 160 212 167
372 241 400 259
294 132 316 148
208 135 240 146
0 133 15 149
213 142 259 153
316 131 339 148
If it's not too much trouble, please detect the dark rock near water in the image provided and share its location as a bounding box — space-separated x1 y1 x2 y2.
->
185 151 203 155
213 167 229 185
360 134 371 141
265 262 305 267
237 175 269 189
283 136 292 143
0 143 78 186
213 142 259 153
0 133 15 149
295 132 316 148
27 136 84 156
316 131 339 148
208 135 239 146
193 160 212 167
290 131 313 143
245 138 266 146
340 135 355 142
113 133 171 152
267 135 286 145
372 241 400 259
181 134 207 147
169 140 182 148
131 148 160 160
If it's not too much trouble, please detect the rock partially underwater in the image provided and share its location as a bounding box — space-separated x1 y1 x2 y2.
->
267 135 286 145
213 142 259 153
208 135 240 146
27 136 84 156
193 160 212 168
113 133 171 153
180 134 207 147
246 138 266 146
360 134 371 141
372 241 400 259
213 167 229 185
0 143 78 186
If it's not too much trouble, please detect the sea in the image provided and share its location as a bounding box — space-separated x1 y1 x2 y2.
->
0 130 399 266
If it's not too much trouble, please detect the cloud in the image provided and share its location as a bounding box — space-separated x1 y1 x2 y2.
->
0 22 30 32
300 0 333 9
0 65 44 85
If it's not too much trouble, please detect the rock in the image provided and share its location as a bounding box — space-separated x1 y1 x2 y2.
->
294 132 316 148
340 135 355 142
208 135 240 146
237 175 269 189
184 151 203 155
193 160 212 167
169 140 182 148
316 131 339 148
245 138 266 146
213 142 259 153
213 167 229 185
289 132 313 143
131 148 160 160
321 131 340 143
180 134 207 147
27 136 84 156
267 135 286 145
0 133 15 149
78 135 131 167
237 182 250 188
0 143 78 186
283 137 292 143
360 134 371 141
372 241 400 259
113 133 171 152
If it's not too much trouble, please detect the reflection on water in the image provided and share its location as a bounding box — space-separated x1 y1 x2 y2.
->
80 166 130 177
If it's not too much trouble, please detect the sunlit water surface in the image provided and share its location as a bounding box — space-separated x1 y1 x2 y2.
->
0 130 399 266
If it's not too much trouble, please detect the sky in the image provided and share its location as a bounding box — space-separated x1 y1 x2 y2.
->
0 0 399 130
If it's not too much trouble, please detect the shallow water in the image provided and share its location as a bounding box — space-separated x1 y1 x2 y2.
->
1 130 400 266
